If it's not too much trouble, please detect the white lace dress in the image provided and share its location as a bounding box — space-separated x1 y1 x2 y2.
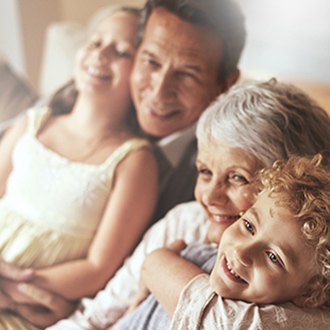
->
0 107 151 329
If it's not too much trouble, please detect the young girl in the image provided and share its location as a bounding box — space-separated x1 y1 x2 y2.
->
113 153 330 330
0 6 158 329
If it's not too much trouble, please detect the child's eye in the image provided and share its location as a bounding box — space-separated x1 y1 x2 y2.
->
87 39 101 49
268 252 280 265
244 220 254 235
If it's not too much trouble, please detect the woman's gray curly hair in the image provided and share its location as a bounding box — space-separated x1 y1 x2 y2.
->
196 78 330 168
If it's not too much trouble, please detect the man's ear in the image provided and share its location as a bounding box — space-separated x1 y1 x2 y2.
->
219 68 240 94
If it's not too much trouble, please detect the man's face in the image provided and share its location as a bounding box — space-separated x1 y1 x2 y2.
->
130 7 225 137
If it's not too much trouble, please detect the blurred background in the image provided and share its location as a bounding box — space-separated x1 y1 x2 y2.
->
0 0 329 111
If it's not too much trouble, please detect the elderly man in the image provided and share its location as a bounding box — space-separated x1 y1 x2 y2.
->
130 0 244 225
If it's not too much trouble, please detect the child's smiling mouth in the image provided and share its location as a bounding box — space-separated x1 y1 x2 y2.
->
223 258 247 284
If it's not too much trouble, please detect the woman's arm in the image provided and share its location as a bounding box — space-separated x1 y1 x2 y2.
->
32 147 158 300
140 242 207 317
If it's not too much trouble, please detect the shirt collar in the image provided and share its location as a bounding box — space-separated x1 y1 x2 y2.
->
156 123 197 168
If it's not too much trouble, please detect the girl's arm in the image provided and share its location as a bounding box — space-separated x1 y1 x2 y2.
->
140 242 207 317
32 147 158 300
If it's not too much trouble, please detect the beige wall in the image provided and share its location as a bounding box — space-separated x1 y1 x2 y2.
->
19 0 61 91
59 0 146 24
19 0 146 91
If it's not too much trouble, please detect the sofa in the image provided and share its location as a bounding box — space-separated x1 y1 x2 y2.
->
0 53 38 134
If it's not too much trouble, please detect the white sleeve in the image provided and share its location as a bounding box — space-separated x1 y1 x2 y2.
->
170 274 330 330
48 202 209 329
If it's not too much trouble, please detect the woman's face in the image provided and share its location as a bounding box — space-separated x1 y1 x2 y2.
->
194 140 262 244
74 11 139 108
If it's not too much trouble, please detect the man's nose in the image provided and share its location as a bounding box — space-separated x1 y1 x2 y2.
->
150 69 177 101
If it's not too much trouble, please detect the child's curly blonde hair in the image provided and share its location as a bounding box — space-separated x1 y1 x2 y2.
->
257 153 330 309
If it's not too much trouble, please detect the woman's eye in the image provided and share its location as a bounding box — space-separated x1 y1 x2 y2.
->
198 167 212 176
244 220 254 234
229 173 249 185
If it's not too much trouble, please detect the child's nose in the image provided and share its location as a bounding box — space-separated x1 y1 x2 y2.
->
91 47 111 64
234 241 256 267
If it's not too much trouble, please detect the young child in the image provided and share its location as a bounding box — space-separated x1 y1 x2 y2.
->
0 6 158 329
113 153 330 330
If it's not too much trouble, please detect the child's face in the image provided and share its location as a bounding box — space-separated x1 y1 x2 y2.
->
195 141 261 244
210 191 316 305
75 11 138 107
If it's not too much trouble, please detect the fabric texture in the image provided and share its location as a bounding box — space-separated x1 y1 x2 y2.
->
47 201 209 329
171 274 330 329
0 107 151 329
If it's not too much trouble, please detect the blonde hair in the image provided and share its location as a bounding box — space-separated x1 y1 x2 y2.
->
257 153 330 308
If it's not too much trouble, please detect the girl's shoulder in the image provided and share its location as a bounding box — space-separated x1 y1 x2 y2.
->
102 137 153 169
119 137 152 152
